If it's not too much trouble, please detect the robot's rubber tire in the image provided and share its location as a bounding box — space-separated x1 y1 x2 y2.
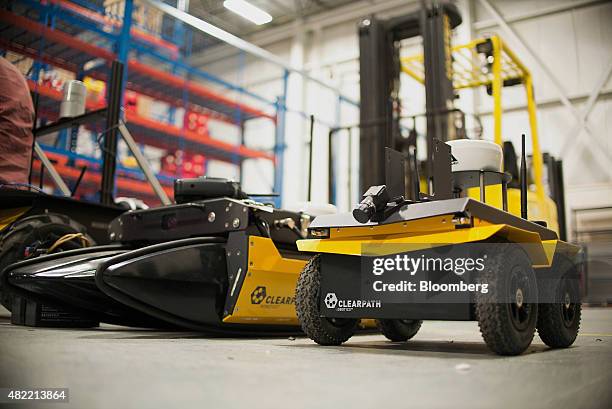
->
537 256 581 348
376 319 422 342
295 254 358 345
475 243 538 356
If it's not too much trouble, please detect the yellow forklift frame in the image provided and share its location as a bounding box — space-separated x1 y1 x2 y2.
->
401 36 545 203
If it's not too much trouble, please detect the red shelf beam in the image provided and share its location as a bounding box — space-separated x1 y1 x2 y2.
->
124 111 275 161
31 154 174 201
27 81 275 162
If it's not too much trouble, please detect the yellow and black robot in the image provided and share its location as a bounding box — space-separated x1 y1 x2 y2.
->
294 31 582 355
1 177 310 332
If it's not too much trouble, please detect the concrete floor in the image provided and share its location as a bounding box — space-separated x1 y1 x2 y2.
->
0 307 611 409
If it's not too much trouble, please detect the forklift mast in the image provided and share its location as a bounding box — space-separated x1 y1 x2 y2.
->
358 1 461 195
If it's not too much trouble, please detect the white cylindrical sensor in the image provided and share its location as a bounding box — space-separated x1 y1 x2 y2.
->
59 80 87 118
447 139 503 172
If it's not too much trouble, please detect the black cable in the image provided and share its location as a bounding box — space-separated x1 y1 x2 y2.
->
0 183 47 194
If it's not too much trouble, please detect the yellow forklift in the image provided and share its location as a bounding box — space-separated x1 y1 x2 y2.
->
401 35 564 234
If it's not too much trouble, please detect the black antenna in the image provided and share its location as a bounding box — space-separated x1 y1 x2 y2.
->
28 90 40 186
347 127 353 206
520 133 528 220
71 165 88 197
411 146 420 201
307 114 315 202
100 60 124 205
28 38 44 186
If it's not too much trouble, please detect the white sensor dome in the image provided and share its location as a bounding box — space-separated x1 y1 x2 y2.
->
447 139 503 172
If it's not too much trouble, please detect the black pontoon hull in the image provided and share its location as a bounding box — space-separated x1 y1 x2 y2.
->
4 248 171 328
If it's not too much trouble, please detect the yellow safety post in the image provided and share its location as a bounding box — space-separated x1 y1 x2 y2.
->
524 73 545 200
491 36 503 146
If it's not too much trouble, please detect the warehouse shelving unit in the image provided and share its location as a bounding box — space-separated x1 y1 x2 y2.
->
0 0 284 205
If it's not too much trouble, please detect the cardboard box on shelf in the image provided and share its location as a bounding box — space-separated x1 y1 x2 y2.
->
104 0 163 35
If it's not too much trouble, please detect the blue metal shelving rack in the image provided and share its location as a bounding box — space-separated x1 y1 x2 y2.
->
0 0 287 205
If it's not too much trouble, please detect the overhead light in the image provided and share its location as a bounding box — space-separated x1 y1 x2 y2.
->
223 0 272 25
